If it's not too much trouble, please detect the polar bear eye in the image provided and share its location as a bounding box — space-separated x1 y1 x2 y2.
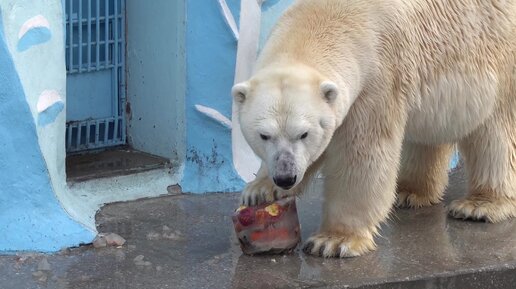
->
300 132 309 140
260 134 271 141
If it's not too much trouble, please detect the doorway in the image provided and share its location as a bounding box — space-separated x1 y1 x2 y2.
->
64 0 182 182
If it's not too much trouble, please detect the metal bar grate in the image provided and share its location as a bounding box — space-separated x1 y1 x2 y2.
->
65 0 125 153
65 117 125 151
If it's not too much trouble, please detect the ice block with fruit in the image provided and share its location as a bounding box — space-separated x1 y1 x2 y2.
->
232 197 301 255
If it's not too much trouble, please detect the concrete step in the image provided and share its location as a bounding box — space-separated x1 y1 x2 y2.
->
66 146 169 182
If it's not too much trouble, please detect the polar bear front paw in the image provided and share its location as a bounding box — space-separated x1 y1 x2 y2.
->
240 177 289 206
302 233 376 258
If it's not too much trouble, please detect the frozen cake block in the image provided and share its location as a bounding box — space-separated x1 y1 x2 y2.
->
232 197 301 255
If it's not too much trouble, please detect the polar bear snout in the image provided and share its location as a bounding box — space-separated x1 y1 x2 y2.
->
273 151 298 190
273 175 297 190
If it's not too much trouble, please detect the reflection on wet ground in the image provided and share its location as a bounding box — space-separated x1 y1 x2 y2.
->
0 169 515 288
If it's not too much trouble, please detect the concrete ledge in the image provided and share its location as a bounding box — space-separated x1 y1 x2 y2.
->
360 266 516 289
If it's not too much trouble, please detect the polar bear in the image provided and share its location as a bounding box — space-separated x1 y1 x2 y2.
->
232 0 516 258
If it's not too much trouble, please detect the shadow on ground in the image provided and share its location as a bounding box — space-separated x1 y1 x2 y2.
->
1 168 515 289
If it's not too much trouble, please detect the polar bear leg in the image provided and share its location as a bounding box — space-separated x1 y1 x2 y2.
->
303 106 406 258
396 142 454 208
449 112 516 223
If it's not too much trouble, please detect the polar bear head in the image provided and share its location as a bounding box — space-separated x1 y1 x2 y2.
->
232 65 348 190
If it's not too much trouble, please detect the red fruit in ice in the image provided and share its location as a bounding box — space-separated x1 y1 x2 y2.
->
237 207 255 226
254 210 269 225
232 197 301 255
250 228 290 242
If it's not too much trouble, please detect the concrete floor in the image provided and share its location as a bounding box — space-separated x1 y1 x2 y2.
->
1 169 515 289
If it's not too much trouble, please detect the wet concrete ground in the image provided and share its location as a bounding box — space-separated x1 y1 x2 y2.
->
1 169 515 289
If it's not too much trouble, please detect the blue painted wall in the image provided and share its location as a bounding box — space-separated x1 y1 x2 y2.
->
181 0 245 193
0 9 93 253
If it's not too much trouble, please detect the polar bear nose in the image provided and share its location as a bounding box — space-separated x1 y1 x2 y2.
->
273 175 297 190
274 151 297 189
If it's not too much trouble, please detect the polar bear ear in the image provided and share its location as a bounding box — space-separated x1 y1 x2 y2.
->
320 81 339 104
232 82 250 104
